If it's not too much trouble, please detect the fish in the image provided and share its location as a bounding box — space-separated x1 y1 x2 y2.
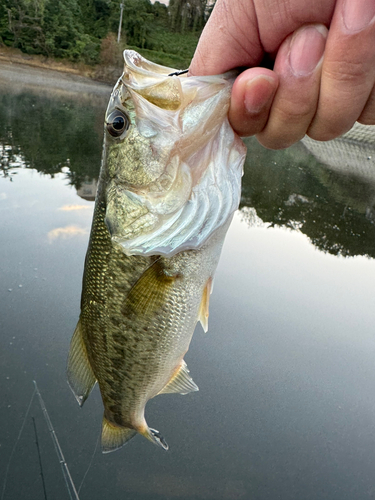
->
67 50 246 453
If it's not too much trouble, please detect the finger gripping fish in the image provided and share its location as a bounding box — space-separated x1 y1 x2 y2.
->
67 50 246 452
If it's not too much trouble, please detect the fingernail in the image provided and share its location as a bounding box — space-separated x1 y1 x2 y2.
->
244 75 276 114
289 25 327 77
343 0 375 32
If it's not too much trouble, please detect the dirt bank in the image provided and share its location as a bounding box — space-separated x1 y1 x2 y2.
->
0 45 98 78
0 59 112 98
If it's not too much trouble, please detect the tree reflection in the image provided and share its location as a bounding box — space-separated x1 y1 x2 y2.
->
1 88 374 259
241 137 375 259
0 89 104 187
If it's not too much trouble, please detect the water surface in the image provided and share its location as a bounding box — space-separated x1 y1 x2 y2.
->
1 65 375 500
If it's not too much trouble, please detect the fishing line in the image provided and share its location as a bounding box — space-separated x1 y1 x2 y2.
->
32 416 48 500
1 384 36 500
33 380 81 500
77 433 100 494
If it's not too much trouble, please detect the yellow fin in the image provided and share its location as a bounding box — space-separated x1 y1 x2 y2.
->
101 417 137 454
67 319 96 407
122 259 180 318
198 278 213 333
158 360 199 395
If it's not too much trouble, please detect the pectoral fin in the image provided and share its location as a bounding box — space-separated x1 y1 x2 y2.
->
102 417 137 454
158 360 199 395
198 278 213 333
67 319 96 407
123 259 180 318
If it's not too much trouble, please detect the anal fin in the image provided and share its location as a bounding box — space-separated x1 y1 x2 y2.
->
198 278 213 333
67 319 96 407
158 360 199 395
102 417 137 454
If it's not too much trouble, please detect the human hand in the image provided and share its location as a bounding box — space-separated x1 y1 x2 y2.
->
189 0 375 149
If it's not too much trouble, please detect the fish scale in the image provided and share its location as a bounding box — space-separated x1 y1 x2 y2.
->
67 50 246 452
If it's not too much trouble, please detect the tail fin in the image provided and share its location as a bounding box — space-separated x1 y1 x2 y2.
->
101 417 137 454
101 417 169 453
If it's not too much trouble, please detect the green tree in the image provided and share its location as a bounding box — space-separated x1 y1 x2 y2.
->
168 0 210 33
43 0 99 62
0 0 46 52
80 0 111 39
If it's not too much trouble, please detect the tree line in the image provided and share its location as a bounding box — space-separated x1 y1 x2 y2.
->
0 0 213 66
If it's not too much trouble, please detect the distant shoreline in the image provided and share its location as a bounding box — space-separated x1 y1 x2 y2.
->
0 57 113 98
0 45 101 79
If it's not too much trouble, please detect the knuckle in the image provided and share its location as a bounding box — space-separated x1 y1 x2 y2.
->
325 57 367 84
275 97 314 124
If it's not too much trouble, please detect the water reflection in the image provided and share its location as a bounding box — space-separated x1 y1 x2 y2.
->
1 77 375 500
241 136 375 258
1 86 374 259
0 86 106 187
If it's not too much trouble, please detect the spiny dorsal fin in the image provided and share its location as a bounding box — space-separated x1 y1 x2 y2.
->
67 319 96 407
101 417 137 454
158 360 199 395
198 278 213 333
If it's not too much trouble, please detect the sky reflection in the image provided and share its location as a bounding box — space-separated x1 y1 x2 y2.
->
1 78 375 500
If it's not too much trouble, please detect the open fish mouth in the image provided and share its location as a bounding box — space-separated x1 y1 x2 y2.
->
67 50 247 454
103 50 247 257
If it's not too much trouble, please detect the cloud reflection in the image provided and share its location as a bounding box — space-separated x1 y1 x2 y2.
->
48 225 88 242
58 204 91 211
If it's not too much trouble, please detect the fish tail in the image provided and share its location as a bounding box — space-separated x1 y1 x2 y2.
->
101 417 137 454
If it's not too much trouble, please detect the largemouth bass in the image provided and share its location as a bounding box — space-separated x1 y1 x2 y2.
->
67 50 246 452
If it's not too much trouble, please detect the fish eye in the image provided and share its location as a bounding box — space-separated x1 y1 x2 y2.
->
106 110 130 138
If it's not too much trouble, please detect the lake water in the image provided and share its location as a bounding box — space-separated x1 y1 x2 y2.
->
1 64 375 500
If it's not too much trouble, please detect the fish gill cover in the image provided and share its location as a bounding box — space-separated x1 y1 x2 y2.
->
67 50 247 452
103 49 247 256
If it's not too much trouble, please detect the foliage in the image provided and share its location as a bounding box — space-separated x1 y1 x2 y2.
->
169 0 209 33
0 0 215 68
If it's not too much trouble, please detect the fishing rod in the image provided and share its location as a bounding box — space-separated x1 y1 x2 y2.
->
32 416 48 500
33 381 80 500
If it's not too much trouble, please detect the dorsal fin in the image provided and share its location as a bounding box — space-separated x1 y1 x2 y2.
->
67 319 96 407
158 360 199 395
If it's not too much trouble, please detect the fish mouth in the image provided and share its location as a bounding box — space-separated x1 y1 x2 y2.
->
123 50 180 79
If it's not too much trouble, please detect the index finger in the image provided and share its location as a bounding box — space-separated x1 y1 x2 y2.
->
189 0 262 75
